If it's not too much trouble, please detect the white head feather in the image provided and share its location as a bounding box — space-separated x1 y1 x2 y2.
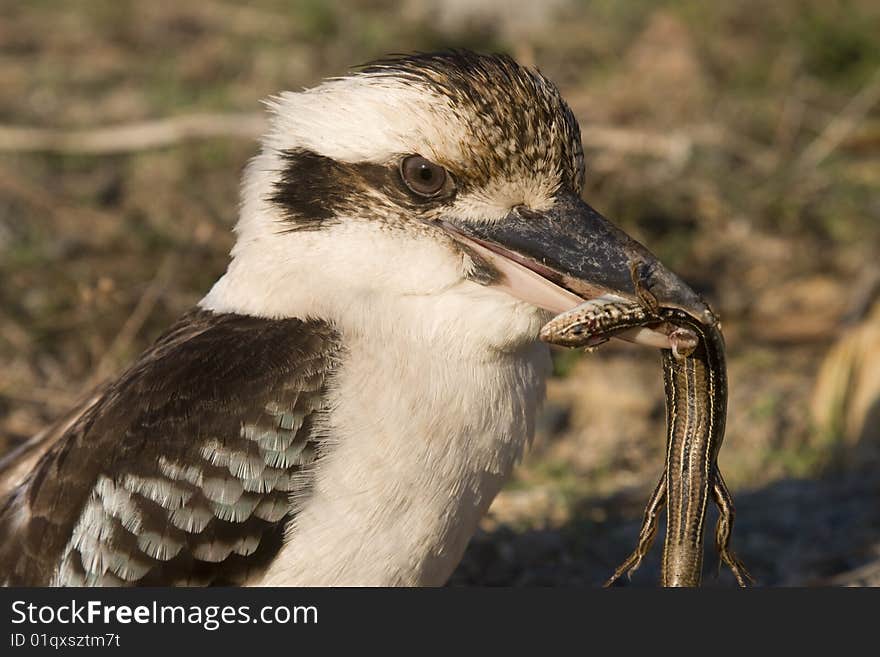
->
201 55 584 350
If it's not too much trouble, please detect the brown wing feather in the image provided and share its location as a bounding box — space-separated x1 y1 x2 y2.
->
0 309 340 586
0 388 105 499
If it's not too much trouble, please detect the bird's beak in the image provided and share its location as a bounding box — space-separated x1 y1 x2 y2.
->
439 193 714 347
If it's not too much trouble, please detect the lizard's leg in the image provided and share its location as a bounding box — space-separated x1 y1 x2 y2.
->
711 469 754 587
604 472 667 587
668 327 699 360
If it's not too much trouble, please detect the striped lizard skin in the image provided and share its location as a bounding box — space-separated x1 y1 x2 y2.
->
540 295 752 587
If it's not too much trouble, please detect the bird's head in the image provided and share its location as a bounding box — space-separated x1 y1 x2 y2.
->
205 51 710 349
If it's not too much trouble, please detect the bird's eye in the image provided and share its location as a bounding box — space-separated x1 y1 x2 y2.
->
400 155 448 197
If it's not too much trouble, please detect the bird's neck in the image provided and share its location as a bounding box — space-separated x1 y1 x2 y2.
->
201 226 553 354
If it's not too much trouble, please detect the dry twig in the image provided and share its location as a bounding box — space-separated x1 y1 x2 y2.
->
87 255 178 387
0 113 266 154
798 67 880 170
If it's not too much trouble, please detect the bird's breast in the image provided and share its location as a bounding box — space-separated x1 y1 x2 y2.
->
257 334 550 586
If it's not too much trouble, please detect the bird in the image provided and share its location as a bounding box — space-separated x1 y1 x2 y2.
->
0 51 710 586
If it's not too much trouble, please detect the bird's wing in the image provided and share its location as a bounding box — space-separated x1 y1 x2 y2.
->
0 387 105 499
0 309 340 586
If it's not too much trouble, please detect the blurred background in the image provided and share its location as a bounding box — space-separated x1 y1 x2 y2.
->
1 0 879 586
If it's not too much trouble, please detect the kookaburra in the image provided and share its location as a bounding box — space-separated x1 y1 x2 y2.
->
0 51 710 586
